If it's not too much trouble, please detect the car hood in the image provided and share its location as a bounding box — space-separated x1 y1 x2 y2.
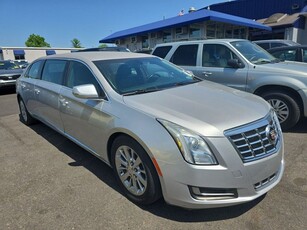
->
123 81 270 137
0 69 24 75
255 61 307 77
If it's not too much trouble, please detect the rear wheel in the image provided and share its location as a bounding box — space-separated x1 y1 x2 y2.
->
111 135 162 205
262 91 301 130
18 98 36 125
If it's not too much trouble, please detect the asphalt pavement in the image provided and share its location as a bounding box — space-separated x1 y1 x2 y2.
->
0 91 306 230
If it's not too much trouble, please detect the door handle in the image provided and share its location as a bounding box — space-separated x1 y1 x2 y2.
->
59 98 69 106
34 89 40 94
203 71 212 77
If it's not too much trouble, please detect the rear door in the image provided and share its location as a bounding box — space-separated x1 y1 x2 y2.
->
168 43 200 75
34 59 68 131
18 60 44 116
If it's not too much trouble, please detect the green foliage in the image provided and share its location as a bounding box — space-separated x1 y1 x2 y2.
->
71 38 83 48
98 43 107 48
25 34 51 47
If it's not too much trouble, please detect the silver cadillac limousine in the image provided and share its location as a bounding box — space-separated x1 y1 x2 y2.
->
16 52 284 209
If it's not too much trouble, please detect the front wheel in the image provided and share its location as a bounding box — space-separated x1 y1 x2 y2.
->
262 91 301 130
111 135 162 205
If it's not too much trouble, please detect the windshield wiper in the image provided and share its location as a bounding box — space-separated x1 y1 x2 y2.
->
122 88 160 96
174 80 198 86
253 59 272 64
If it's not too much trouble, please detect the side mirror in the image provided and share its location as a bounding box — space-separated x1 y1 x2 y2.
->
72 84 99 99
227 59 245 68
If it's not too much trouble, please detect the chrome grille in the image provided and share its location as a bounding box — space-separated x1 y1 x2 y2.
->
225 113 281 163
0 74 21 80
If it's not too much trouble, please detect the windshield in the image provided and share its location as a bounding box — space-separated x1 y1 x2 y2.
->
0 61 21 70
94 57 200 95
231 40 278 64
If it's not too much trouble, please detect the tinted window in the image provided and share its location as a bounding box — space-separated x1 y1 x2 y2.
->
152 46 172 58
271 49 296 61
170 44 198 66
41 60 67 84
66 61 103 96
0 61 20 70
303 49 307 62
271 43 287 48
26 61 44 79
257 43 269 50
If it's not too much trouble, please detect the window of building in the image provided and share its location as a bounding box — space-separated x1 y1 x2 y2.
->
216 24 225 39
189 24 201 39
14 50 25 60
46 50 56 55
303 49 307 62
163 30 172 42
25 60 44 79
142 36 149 48
41 60 67 85
170 44 198 66
66 61 103 96
206 22 216 39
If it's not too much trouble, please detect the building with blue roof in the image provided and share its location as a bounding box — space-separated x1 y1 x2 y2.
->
100 0 307 51
203 0 307 43
100 8 271 52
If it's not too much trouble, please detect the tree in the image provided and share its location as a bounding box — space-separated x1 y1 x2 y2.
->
25 34 51 47
71 38 83 48
98 43 107 48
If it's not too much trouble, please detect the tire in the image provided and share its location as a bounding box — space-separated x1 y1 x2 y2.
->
18 98 36 125
262 91 301 130
111 135 162 205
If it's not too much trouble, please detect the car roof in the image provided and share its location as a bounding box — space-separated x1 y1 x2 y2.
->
36 51 154 62
268 45 307 52
154 39 247 47
76 47 130 52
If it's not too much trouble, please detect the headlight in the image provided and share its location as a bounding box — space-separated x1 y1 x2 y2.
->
158 119 218 165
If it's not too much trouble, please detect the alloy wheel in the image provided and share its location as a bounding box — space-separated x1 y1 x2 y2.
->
115 145 147 196
268 98 289 123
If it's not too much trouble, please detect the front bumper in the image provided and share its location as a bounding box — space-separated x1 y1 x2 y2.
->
298 88 307 117
156 136 284 209
0 79 17 87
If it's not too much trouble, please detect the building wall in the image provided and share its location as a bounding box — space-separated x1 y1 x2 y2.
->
297 17 307 44
207 0 307 20
0 48 80 62
118 21 249 51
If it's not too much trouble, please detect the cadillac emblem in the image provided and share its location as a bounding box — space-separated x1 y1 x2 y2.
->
265 124 278 145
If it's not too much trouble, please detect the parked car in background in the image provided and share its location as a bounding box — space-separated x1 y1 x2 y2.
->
14 60 29 68
268 45 307 63
77 47 130 52
253 39 299 50
134 48 153 54
16 51 284 209
152 39 307 130
0 60 24 88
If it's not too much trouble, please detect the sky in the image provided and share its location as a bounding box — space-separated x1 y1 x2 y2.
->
0 0 224 48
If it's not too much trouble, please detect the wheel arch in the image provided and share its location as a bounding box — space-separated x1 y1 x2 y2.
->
106 131 163 177
254 85 304 114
